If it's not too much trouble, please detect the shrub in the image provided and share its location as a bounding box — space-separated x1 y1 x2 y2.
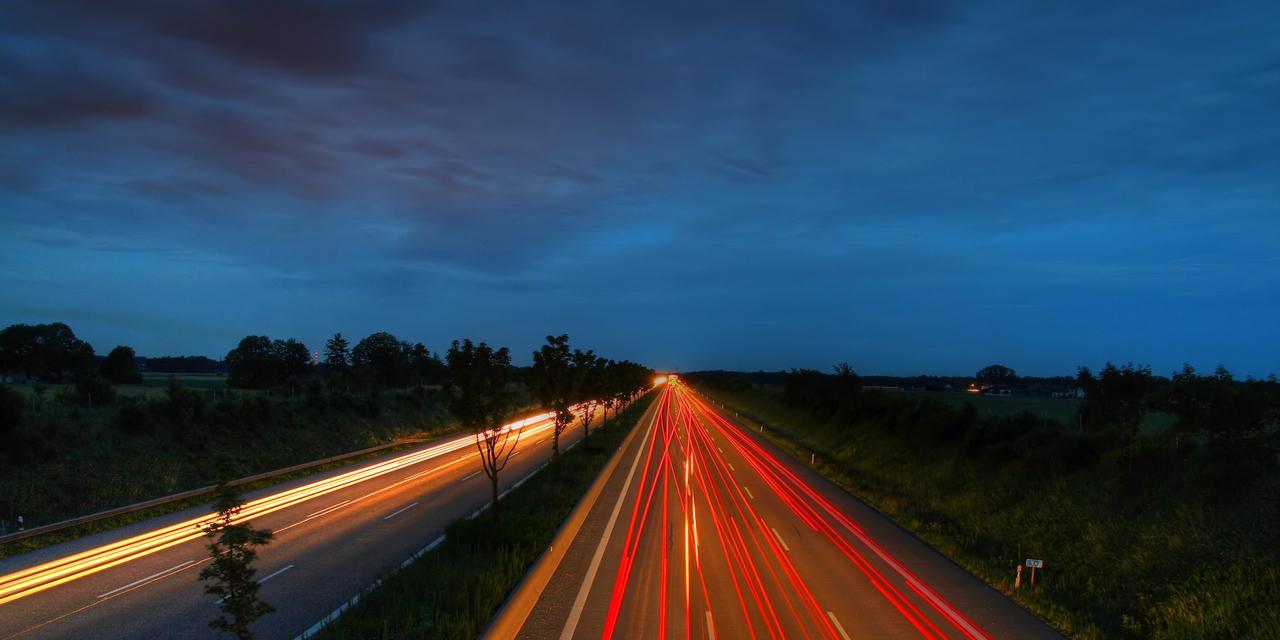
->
0 384 24 439
113 402 153 435
75 375 116 408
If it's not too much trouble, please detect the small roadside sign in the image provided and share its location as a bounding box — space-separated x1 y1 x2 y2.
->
1026 559 1044 568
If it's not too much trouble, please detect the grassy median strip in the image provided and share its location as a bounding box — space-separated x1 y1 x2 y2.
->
316 394 656 640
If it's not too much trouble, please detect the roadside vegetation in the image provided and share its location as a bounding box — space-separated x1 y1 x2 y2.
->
0 322 647 554
315 391 655 640
690 365 1280 639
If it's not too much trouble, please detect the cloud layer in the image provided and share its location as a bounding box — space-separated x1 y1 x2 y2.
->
2 0 1278 375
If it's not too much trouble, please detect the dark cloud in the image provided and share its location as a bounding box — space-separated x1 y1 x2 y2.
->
0 48 156 128
1 0 1277 375
92 0 421 76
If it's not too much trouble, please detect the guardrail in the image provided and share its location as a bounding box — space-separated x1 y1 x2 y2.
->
0 437 429 546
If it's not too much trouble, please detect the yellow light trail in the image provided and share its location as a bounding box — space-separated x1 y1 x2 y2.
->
0 410 563 607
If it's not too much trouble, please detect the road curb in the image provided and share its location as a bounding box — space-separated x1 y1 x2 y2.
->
480 397 658 640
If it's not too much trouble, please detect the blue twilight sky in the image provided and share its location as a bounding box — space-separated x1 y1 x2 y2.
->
2 1 1278 377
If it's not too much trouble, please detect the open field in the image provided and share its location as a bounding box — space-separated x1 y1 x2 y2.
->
897 390 1175 432
7 372 233 401
900 390 1081 425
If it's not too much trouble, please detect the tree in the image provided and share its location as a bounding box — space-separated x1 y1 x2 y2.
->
73 375 116 408
351 332 411 388
100 345 143 384
573 350 603 445
323 333 351 373
225 336 276 389
0 384 24 444
1165 364 1273 450
0 322 95 382
597 359 617 426
976 364 1018 384
199 482 274 639
271 339 311 379
530 335 577 464
225 336 309 389
1076 363 1153 440
446 339 516 520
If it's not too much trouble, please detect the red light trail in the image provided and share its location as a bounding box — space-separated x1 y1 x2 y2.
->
598 383 991 640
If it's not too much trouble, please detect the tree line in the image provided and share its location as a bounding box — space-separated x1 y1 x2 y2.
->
697 360 1280 500
447 334 653 520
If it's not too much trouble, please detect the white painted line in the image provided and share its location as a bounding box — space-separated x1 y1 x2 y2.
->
771 527 790 552
305 500 351 520
461 470 482 482
97 560 193 599
743 486 755 500
383 502 419 520
560 418 656 640
259 564 294 584
706 610 717 640
727 462 735 472
717 446 724 454
220 564 296 603
277 499 355 533
827 611 852 640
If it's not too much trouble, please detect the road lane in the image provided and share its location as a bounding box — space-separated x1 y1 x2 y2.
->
0 406 608 640
515 383 1062 639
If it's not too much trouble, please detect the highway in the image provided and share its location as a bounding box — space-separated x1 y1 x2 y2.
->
514 383 1062 639
0 408 599 640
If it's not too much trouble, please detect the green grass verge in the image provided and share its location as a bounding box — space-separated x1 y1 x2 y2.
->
697 385 1280 640
316 394 657 640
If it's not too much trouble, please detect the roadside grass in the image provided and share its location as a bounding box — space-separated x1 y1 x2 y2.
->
698 385 1280 640
316 394 656 640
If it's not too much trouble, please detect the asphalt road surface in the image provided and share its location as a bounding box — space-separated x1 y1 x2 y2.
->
0 408 602 640
516 383 1063 639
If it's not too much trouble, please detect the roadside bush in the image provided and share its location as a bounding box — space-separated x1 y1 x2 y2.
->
75 375 116 408
964 410 1038 459
113 402 153 435
0 384 25 440
1045 432 1104 475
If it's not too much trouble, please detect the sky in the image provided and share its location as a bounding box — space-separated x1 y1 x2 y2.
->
2 1 1278 377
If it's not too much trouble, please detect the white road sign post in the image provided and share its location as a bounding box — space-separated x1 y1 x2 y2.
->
1026 559 1044 587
